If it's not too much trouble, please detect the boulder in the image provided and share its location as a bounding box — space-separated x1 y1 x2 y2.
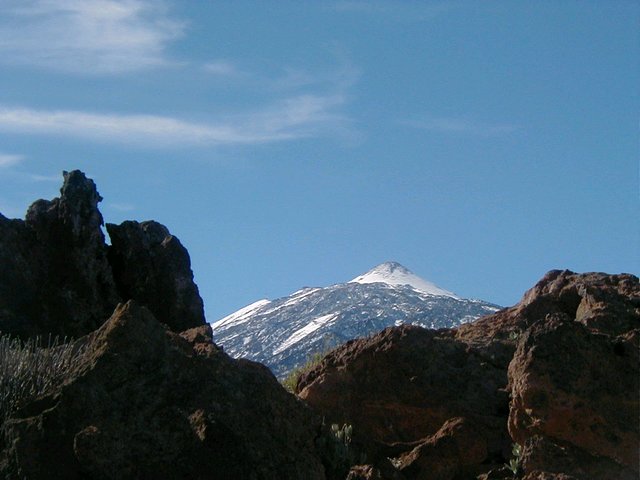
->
394 417 489 480
297 325 511 476
107 220 205 332
508 313 639 479
0 301 326 479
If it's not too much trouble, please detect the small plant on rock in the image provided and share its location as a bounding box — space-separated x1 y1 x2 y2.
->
317 421 366 477
506 442 523 477
331 423 353 457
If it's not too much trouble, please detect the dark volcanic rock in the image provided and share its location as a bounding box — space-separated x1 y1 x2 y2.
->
0 301 326 479
298 325 510 478
0 170 205 339
297 270 639 480
346 461 405 480
0 171 119 338
107 220 205 332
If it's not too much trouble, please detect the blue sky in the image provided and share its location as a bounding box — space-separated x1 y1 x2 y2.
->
0 0 638 320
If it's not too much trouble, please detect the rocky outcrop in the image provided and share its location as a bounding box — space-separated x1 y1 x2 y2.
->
297 270 639 480
508 314 638 479
297 325 511 479
107 220 205 332
299 323 510 467
0 171 119 339
0 301 326 479
0 170 205 339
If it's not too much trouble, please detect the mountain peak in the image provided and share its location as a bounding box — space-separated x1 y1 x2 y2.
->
369 261 411 275
349 261 458 298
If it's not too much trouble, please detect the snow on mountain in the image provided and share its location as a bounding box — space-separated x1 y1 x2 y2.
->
349 261 458 298
273 313 338 355
211 299 272 329
211 262 501 378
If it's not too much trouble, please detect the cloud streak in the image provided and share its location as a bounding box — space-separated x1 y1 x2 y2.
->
0 153 24 168
401 116 519 137
0 94 350 147
0 0 184 74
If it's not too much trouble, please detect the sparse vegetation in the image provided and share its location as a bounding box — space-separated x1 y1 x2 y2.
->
281 350 326 393
508 330 521 341
317 421 364 477
0 333 85 426
506 442 523 477
330 423 353 459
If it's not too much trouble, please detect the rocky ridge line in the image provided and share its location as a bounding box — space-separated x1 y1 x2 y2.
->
0 170 205 339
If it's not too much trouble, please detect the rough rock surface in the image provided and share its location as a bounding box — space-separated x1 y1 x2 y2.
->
508 315 638 479
0 301 326 479
0 170 205 339
0 171 119 339
297 270 639 480
298 324 510 479
346 462 405 480
107 220 205 331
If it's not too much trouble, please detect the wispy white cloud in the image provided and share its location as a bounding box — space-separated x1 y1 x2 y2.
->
0 153 24 167
401 116 519 137
0 94 350 147
0 0 184 74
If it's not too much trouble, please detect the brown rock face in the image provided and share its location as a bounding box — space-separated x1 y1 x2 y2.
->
107 220 205 332
298 325 510 479
0 170 205 339
0 301 326 479
508 317 638 478
395 417 489 480
297 270 639 480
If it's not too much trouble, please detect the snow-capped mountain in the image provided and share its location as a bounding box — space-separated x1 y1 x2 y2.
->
349 261 458 298
210 262 501 378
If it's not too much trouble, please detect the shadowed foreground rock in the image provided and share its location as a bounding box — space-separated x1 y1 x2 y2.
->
107 220 205 332
0 170 205 338
0 171 119 339
0 301 326 479
297 270 639 480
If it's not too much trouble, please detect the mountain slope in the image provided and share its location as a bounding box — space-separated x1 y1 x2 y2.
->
211 262 501 378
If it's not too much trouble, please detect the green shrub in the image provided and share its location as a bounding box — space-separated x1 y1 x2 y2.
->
281 351 326 393
0 334 85 426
